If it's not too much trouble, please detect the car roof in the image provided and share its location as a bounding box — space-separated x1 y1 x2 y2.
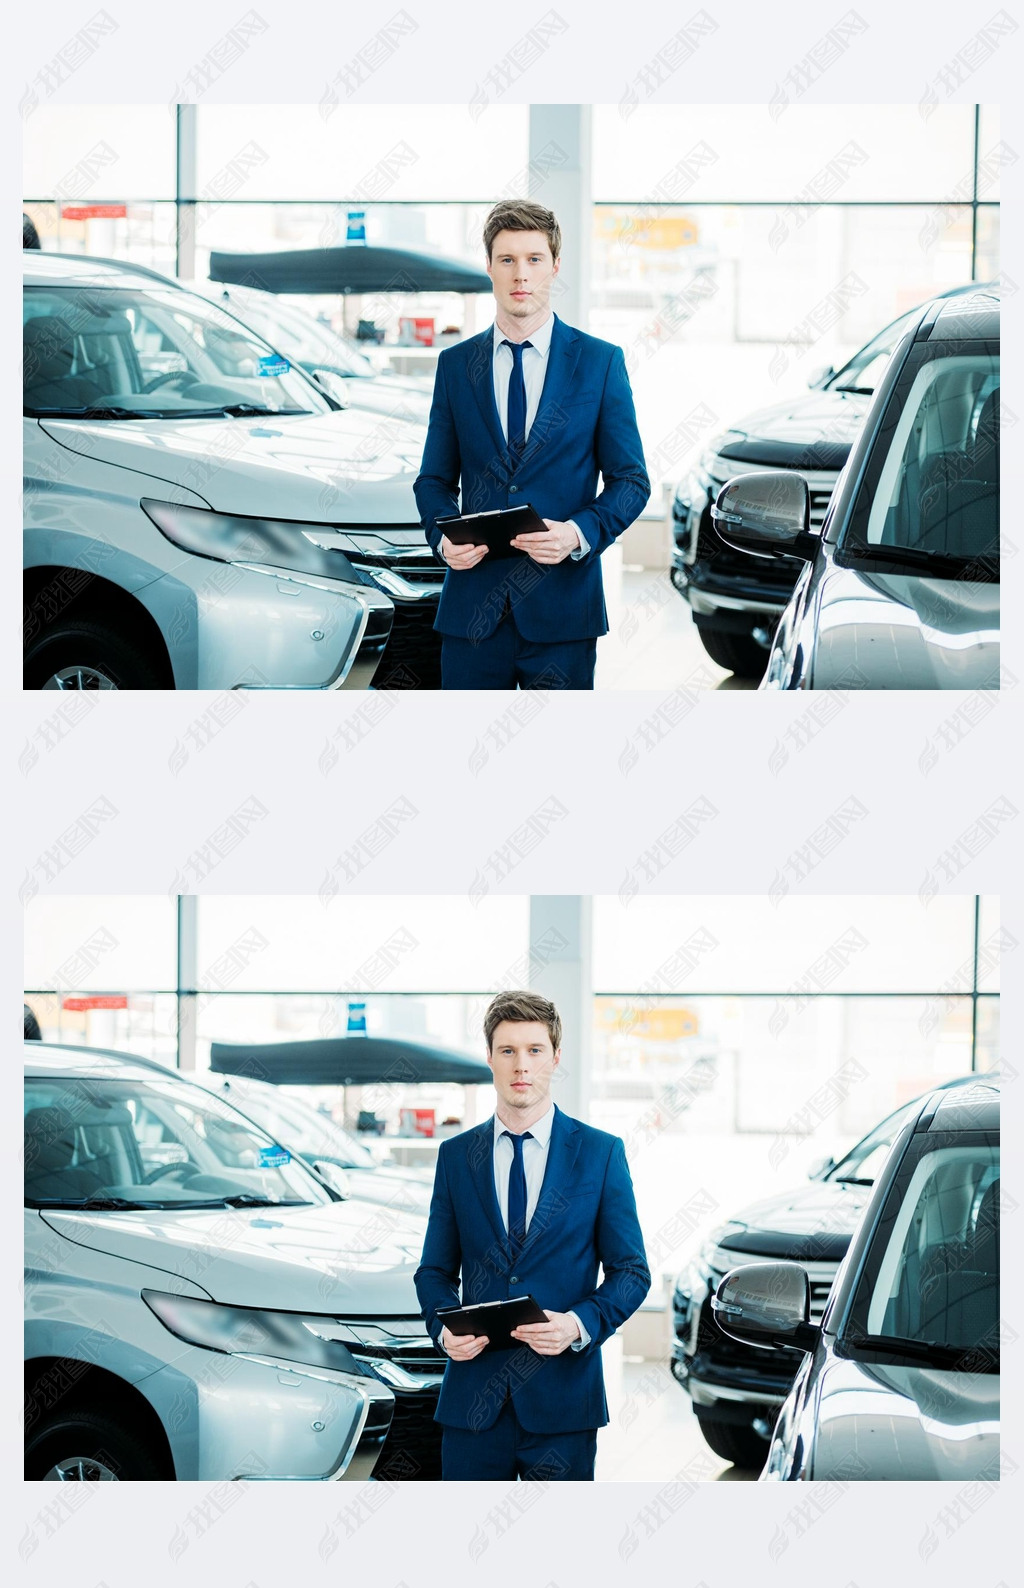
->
25 1040 185 1082
916 1075 1000 1132
916 285 1000 342
22 252 181 290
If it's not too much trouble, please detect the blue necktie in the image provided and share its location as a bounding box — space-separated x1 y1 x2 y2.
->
502 339 532 460
503 1129 532 1253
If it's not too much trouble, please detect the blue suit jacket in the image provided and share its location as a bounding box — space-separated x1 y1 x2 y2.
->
413 315 651 643
414 1105 650 1433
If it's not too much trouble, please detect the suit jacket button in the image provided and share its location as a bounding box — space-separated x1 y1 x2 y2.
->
510 1276 519 1284
509 484 519 493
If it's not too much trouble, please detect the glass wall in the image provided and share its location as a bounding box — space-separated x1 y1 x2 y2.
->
25 102 998 499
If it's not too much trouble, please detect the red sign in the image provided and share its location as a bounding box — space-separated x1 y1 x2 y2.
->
62 995 128 1011
60 204 127 220
400 1107 435 1137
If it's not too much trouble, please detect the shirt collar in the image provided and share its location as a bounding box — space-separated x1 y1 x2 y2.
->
492 312 554 357
493 1100 555 1148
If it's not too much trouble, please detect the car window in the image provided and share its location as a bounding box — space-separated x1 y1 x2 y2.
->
828 308 917 393
839 345 999 574
846 1134 999 1352
827 1099 917 1182
23 285 328 419
24 1076 327 1207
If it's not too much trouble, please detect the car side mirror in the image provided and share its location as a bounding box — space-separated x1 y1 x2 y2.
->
313 1159 351 1198
711 1261 820 1352
806 362 834 389
806 1154 835 1180
711 470 818 562
310 368 349 406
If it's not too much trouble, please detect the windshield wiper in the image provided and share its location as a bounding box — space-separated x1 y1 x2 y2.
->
31 1194 154 1210
841 542 998 579
843 1331 992 1369
831 1175 874 1185
28 406 174 421
173 1195 314 1209
217 403 313 418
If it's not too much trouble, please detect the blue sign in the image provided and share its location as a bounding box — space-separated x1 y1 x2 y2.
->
346 210 366 244
258 1145 291 1168
256 354 290 378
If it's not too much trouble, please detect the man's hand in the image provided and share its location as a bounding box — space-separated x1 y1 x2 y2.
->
510 519 580 565
440 534 488 570
510 1310 581 1356
440 1325 489 1360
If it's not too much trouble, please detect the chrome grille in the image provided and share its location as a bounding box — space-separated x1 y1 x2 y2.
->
331 1318 446 1378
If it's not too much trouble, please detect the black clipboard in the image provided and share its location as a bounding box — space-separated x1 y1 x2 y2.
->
436 503 549 560
436 1294 548 1352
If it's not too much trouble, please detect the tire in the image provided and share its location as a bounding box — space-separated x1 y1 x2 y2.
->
24 621 166 690
25 1405 164 1481
694 1410 769 1469
696 625 770 680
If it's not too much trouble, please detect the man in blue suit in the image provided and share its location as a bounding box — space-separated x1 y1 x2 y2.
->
414 990 650 1480
413 199 651 689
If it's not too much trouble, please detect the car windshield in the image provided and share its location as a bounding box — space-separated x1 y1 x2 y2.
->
839 345 999 576
843 1132 999 1361
826 1099 919 1184
827 308 918 394
23 284 328 419
24 1074 327 1208
226 1085 378 1170
222 294 377 378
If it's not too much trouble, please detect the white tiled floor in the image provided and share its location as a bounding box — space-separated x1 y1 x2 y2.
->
597 559 757 692
596 1345 759 1483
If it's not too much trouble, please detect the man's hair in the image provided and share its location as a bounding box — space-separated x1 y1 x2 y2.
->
484 989 562 1053
483 199 561 263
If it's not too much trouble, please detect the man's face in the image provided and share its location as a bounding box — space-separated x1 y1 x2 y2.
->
487 1019 560 1111
486 229 560 321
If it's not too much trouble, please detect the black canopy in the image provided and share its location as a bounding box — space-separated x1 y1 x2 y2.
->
208 245 491 296
209 1036 494 1087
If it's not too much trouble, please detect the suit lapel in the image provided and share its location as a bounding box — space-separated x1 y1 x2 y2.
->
463 325 507 464
464 1116 507 1253
525 314 583 459
518 1104 581 1260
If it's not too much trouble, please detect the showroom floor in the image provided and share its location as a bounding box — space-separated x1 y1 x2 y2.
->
597 563 757 692
597 1345 758 1482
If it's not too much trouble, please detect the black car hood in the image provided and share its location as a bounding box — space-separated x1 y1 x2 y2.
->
716 1178 869 1261
716 389 871 472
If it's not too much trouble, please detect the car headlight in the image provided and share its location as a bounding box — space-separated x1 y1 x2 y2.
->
142 1289 372 1375
699 1222 748 1270
141 499 374 585
673 448 714 512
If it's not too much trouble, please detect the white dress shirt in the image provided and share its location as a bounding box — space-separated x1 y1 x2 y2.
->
491 1102 590 1351
490 315 589 559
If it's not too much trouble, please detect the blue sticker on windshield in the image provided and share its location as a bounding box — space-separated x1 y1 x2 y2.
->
259 1145 291 1167
257 355 290 377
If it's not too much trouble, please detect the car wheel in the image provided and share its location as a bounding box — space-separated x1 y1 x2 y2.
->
24 621 166 690
695 626 771 679
25 1406 164 1480
694 1409 769 1469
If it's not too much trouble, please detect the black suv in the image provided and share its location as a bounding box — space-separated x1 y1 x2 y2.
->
671 1073 981 1467
670 283 986 678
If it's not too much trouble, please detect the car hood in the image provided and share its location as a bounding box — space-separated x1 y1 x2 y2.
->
41 1198 428 1312
811 564 1000 689
38 409 424 524
716 1179 869 1262
716 390 871 470
340 381 433 424
339 1166 432 1213
811 1352 999 1480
